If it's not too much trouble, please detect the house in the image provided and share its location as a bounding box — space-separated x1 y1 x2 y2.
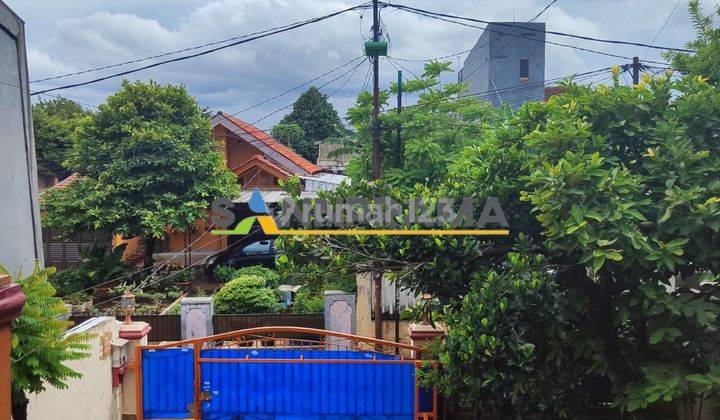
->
42 111 349 268
459 22 546 109
135 111 348 266
0 0 44 275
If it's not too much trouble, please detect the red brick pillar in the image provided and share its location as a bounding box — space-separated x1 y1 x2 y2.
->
0 274 26 419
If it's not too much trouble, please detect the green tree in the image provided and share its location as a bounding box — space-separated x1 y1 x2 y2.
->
665 1 720 84
41 80 238 267
273 86 344 162
32 98 90 179
280 66 720 416
5 266 90 420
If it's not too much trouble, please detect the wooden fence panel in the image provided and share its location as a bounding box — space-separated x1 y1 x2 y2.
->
69 313 324 342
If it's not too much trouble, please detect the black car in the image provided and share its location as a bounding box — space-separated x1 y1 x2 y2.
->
204 234 277 278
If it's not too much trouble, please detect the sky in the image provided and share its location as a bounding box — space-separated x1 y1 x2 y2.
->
5 0 713 129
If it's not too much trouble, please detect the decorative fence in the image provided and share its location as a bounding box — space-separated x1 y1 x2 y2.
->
69 313 324 342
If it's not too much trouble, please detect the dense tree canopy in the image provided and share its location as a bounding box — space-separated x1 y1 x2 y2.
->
272 86 344 163
41 80 238 266
279 59 720 417
32 97 90 179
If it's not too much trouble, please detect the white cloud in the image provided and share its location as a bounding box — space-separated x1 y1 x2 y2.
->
4 0 708 126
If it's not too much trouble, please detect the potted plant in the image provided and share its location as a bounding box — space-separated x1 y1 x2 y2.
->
175 269 194 294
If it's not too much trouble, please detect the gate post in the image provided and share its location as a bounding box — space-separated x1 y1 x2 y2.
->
180 297 213 340
324 290 355 350
0 274 26 419
120 319 151 419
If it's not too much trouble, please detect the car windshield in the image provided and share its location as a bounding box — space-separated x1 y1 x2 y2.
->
242 240 272 255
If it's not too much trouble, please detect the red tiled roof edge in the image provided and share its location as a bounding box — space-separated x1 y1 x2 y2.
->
217 111 322 174
50 173 81 190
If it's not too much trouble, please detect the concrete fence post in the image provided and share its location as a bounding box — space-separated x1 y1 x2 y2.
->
180 297 213 340
324 291 356 350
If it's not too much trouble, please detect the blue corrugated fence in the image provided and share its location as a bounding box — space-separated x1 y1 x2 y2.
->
142 348 419 419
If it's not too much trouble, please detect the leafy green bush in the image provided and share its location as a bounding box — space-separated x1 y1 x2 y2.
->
213 265 239 283
213 275 280 314
49 244 128 297
214 265 281 288
234 266 280 288
291 287 324 313
50 268 87 296
7 265 90 419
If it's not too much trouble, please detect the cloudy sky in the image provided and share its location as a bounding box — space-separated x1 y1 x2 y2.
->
6 0 711 128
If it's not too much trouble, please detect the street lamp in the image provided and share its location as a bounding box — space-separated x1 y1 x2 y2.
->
120 290 135 325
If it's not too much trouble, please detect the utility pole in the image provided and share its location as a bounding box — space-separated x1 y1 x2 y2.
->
632 56 640 85
395 70 403 167
371 0 381 179
371 0 383 342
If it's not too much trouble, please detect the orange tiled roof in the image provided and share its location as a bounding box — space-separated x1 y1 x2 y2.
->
51 173 81 190
217 111 322 175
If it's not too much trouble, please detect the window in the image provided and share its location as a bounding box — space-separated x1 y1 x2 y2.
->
520 59 530 81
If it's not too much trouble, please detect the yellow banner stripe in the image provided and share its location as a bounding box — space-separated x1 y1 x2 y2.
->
257 216 508 236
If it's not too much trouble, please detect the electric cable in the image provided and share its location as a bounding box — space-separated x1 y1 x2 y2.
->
31 2 372 96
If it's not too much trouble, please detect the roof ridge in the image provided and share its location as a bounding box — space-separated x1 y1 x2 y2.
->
216 111 322 174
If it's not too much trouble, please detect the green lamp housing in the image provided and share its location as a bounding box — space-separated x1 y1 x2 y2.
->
364 40 388 57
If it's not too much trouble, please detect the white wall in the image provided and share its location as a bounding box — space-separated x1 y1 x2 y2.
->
26 317 122 420
0 3 43 276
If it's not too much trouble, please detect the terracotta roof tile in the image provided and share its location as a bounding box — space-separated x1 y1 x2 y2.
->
217 111 322 174
51 173 81 190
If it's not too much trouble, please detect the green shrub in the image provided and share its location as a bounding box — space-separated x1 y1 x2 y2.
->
213 275 280 314
213 265 239 283
234 266 281 288
214 265 281 288
49 268 87 296
291 287 324 313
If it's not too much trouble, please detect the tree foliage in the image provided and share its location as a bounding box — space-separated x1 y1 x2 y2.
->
280 57 720 416
32 97 90 179
665 0 720 84
41 80 238 266
273 86 344 162
5 265 90 420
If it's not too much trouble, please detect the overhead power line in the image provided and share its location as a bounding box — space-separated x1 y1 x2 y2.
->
381 2 695 53
29 17 334 84
644 0 683 58
385 5 670 66
230 56 366 117
31 2 372 96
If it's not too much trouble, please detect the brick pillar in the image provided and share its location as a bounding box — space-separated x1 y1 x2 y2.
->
407 322 445 360
120 320 151 419
0 274 26 418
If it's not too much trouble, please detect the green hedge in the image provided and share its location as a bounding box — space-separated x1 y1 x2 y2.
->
213 275 280 314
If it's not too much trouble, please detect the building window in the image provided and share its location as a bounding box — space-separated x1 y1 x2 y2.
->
520 59 530 81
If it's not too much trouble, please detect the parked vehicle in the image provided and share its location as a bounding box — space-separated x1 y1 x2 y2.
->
204 237 276 278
